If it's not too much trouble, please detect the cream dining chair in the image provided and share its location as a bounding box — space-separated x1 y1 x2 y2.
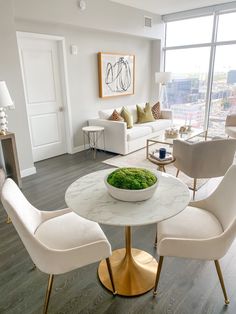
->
0 172 116 314
154 164 236 304
173 138 236 199
225 113 236 139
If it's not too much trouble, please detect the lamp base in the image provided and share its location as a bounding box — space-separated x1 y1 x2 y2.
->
0 130 7 136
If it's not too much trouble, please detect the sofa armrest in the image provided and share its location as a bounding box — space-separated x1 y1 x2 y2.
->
88 119 127 155
160 109 173 120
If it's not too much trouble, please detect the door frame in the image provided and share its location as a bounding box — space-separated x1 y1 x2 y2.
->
16 31 73 157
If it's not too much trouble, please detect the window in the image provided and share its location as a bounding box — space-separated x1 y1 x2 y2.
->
164 9 236 136
166 16 213 47
217 12 236 42
208 45 236 136
165 48 210 128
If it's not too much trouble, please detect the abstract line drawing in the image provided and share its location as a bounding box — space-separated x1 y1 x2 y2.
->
98 53 135 98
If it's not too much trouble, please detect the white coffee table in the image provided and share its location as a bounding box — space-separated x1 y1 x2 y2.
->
65 168 190 297
82 126 105 159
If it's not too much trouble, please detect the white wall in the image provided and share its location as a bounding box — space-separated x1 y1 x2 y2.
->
14 0 164 40
16 20 159 148
0 0 35 176
0 0 164 174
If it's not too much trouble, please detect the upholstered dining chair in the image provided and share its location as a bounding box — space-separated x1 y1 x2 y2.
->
154 165 236 304
225 113 236 138
0 174 116 314
173 138 236 199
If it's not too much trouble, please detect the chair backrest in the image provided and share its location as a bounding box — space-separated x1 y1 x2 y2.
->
173 139 236 178
1 178 43 235
225 113 236 127
0 178 59 273
0 168 6 192
203 164 236 231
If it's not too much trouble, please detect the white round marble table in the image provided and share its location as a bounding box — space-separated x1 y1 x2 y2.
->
65 168 190 297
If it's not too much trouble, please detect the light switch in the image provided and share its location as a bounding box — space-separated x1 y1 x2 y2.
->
71 45 78 55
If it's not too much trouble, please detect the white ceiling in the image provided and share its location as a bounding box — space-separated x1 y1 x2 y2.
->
110 0 234 15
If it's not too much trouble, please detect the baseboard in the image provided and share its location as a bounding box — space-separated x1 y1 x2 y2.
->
20 166 36 178
71 144 89 154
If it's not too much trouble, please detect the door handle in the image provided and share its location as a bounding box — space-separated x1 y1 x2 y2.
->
59 106 64 112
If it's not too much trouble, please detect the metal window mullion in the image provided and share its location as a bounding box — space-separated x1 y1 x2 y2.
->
164 42 212 51
163 23 167 71
204 12 219 131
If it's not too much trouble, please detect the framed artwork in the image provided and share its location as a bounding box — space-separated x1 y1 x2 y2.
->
98 52 135 98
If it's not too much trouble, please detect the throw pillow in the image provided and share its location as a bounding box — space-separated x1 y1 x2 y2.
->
109 109 124 121
120 107 133 129
136 103 155 123
152 102 161 119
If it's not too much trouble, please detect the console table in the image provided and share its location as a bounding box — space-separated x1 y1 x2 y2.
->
0 132 22 188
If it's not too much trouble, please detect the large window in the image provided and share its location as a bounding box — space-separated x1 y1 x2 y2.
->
164 10 236 136
165 47 210 128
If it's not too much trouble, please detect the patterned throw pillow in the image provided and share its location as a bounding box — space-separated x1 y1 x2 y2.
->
152 102 161 119
120 107 133 129
109 109 124 121
136 103 155 123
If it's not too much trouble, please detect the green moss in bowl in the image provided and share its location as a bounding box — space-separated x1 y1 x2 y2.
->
107 168 157 190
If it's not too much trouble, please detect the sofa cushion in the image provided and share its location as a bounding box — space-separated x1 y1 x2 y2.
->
121 107 133 129
137 119 172 132
137 103 155 123
127 125 152 141
152 102 161 119
109 109 124 121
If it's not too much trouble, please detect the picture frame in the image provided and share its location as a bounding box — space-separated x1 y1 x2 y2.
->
98 52 135 98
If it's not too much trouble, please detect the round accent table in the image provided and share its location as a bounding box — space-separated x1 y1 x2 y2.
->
65 168 190 297
147 155 176 172
82 126 105 159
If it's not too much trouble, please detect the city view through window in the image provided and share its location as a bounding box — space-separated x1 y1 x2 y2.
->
164 12 236 136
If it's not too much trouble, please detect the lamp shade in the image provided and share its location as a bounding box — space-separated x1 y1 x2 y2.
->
155 72 172 84
0 81 14 108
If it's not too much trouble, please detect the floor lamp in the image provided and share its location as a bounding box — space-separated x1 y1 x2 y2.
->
155 72 171 108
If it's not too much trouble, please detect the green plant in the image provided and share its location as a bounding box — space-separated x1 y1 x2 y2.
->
107 168 157 190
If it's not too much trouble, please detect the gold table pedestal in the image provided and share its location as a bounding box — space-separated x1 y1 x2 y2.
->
98 226 157 296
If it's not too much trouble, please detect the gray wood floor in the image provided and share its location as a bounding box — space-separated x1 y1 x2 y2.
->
0 150 236 314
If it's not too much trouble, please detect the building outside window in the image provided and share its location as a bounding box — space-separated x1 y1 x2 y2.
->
164 10 236 136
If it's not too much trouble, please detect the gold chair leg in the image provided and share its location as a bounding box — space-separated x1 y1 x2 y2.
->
154 230 158 248
105 257 117 295
193 178 197 200
176 169 180 177
153 256 164 296
214 260 230 305
43 274 54 314
6 216 11 224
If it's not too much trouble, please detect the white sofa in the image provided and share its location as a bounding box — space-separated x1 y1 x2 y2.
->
88 105 172 155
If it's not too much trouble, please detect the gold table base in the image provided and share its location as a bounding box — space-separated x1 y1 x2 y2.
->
98 227 157 296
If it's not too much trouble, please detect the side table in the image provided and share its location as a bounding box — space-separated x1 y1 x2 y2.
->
0 132 22 188
82 126 105 159
147 154 176 172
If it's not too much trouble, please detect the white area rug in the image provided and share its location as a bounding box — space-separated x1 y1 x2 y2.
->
103 147 207 190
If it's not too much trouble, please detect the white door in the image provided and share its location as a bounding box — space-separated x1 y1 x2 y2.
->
18 36 67 162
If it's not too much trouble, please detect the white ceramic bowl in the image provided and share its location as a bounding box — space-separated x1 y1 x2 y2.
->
104 173 158 202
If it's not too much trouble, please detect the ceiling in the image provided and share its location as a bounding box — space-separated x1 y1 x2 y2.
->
110 0 234 15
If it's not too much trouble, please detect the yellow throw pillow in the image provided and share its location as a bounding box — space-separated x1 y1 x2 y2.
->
120 107 133 129
137 103 155 123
